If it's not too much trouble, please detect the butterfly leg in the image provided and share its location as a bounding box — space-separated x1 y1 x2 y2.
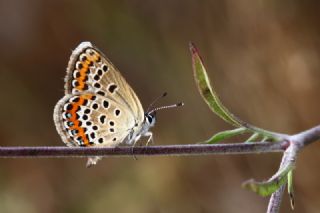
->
144 131 153 146
131 134 142 160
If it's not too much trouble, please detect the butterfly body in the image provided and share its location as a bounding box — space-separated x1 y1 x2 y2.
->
54 42 156 166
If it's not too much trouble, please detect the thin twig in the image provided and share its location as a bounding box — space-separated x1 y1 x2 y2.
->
267 184 286 213
292 125 320 148
0 142 287 158
266 125 320 213
266 147 293 213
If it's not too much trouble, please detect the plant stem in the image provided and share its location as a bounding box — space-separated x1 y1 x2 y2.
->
291 125 320 148
267 184 286 213
266 125 320 213
266 148 293 213
0 142 287 158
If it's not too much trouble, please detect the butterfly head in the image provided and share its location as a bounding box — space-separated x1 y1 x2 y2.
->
144 111 157 127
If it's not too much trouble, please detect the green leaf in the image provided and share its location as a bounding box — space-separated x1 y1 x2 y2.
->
190 42 242 127
245 132 260 143
242 163 294 196
288 170 295 209
205 127 247 144
189 42 285 142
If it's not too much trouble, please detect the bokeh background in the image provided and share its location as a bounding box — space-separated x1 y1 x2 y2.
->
0 0 319 212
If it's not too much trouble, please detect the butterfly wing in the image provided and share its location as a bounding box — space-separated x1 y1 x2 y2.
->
64 42 144 125
54 42 147 166
54 93 135 147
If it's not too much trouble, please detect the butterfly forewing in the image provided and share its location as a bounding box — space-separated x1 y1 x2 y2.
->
64 42 144 124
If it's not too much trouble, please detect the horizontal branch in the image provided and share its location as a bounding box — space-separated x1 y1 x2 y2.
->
0 142 288 158
291 125 320 148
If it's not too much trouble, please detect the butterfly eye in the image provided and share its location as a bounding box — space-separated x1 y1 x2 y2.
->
146 114 154 124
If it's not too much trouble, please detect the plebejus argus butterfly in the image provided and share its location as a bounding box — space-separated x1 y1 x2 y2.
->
53 42 183 167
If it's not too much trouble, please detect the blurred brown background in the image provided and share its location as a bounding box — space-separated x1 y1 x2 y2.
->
0 0 319 212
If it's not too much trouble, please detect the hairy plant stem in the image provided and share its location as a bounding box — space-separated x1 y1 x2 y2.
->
0 142 287 158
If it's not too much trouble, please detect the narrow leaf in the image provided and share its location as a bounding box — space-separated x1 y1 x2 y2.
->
189 42 286 142
205 127 247 144
242 163 294 197
288 170 295 209
190 42 242 127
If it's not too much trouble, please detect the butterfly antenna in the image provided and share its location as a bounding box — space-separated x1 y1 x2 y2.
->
148 102 184 114
147 92 168 112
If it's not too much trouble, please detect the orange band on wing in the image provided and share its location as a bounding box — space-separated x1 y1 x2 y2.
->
65 94 93 146
72 51 101 91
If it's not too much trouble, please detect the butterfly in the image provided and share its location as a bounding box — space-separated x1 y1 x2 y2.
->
53 42 183 167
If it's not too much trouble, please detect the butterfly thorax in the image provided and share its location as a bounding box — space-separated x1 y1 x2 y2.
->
126 112 156 145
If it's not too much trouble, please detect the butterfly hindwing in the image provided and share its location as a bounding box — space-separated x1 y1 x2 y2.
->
53 92 136 147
